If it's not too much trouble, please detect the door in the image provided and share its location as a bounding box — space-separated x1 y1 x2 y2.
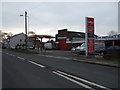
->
59 40 66 50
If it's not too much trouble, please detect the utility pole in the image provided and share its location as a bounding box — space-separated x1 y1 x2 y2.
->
25 11 27 49
85 17 88 57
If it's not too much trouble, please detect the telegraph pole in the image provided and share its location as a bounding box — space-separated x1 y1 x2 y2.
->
25 11 27 49
85 17 88 56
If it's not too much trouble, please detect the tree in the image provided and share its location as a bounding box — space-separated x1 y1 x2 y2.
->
28 31 35 35
107 30 117 36
1 32 8 40
7 32 13 38
1 32 13 40
0 30 2 42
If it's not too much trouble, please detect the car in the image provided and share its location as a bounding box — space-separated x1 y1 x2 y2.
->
74 42 106 55
27 46 34 49
103 46 120 59
71 47 76 53
2 46 7 49
107 46 120 50
104 46 120 54
75 45 85 55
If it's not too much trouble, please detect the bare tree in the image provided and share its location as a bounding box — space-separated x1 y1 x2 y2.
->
1 32 13 40
107 30 117 36
28 31 35 35
7 32 13 38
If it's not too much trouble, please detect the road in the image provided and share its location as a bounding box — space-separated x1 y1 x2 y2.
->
2 49 119 89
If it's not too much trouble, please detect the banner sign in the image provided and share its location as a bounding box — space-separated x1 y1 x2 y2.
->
86 17 94 54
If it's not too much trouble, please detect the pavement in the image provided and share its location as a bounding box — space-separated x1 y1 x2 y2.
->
32 49 119 68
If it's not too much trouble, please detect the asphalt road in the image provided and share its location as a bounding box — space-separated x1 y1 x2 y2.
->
2 49 119 89
2 51 82 88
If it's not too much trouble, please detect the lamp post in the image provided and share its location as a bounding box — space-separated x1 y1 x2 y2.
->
20 11 28 49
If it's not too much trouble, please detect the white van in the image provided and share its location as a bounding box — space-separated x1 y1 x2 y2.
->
75 42 105 55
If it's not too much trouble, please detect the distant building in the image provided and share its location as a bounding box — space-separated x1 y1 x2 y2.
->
3 33 56 49
55 29 98 50
29 35 55 50
6 33 26 49
96 34 120 48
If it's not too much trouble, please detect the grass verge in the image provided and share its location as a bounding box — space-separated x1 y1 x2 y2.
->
10 49 39 54
110 58 120 62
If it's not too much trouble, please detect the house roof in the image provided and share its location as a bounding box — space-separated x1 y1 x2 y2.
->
29 35 55 38
58 29 98 38
68 31 85 37
8 33 25 39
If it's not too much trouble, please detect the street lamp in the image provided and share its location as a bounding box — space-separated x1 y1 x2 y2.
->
20 11 28 49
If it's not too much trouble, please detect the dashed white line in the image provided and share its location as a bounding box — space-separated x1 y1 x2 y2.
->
6 53 9 55
28 60 46 68
57 70 111 90
17 57 25 60
11 54 15 56
4 52 16 57
53 71 94 89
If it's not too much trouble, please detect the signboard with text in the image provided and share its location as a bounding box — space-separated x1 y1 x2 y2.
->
86 17 94 55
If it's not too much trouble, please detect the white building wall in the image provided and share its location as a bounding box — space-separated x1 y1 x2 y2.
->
9 33 26 48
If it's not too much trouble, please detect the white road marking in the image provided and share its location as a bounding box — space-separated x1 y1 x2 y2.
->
28 60 46 68
4 52 16 57
6 53 12 56
8 54 15 56
53 71 94 89
11 54 15 56
57 70 111 90
17 57 25 60
6 53 9 55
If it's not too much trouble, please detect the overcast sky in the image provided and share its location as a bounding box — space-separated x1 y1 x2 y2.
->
1 2 118 36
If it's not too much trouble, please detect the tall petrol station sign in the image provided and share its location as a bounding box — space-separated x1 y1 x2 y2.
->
85 17 94 56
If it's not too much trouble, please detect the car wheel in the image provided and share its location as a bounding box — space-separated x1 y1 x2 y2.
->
100 52 104 55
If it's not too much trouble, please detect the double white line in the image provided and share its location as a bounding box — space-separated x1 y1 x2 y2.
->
27 60 94 89
27 60 111 90
53 71 94 89
53 70 111 90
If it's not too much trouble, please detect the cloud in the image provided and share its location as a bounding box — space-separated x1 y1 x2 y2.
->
2 2 118 36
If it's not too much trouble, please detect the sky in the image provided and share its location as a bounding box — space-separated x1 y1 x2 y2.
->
1 1 118 37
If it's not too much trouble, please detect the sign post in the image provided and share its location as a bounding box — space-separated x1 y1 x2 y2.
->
85 17 94 56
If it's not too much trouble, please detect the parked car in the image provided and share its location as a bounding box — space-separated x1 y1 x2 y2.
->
27 46 34 49
44 43 52 49
74 42 105 55
107 46 120 50
71 47 76 53
75 45 86 55
103 46 120 59
2 46 7 49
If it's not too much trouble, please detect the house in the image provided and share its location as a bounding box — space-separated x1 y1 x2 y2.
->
6 33 26 49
